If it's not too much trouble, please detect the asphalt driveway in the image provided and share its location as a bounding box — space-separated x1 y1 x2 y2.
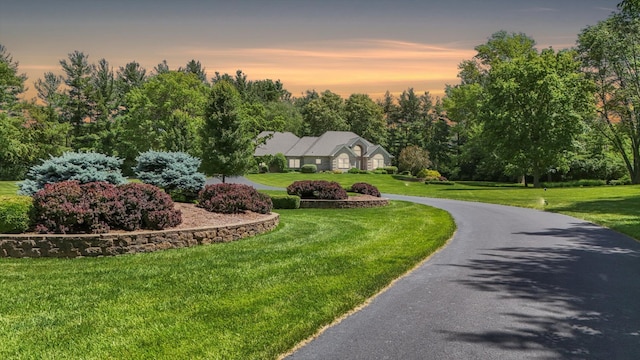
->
285 194 640 360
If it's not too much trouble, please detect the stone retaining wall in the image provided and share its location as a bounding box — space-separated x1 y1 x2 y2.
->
300 197 389 209
0 213 279 258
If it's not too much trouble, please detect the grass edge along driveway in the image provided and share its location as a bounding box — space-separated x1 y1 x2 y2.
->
247 173 640 241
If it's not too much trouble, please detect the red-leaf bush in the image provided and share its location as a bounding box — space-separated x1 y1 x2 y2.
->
116 183 182 231
31 181 181 234
31 181 122 234
349 182 381 197
197 183 273 214
286 180 348 200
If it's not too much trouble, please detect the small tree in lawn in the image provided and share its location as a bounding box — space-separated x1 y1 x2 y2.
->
398 145 431 176
200 80 255 182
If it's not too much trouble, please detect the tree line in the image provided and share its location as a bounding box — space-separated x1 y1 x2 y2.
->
1 0 638 187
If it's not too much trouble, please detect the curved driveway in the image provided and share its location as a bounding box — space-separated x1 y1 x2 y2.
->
286 194 640 359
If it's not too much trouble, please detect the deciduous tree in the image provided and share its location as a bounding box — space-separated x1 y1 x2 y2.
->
577 3 640 183
200 80 255 182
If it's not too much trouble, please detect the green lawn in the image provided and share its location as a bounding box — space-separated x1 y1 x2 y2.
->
0 181 18 196
247 173 640 240
0 201 454 359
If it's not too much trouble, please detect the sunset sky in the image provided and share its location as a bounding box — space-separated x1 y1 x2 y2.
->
1 0 619 100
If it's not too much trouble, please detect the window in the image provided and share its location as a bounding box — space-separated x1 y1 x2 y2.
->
315 158 322 165
337 153 350 169
353 145 362 157
372 154 385 169
288 158 300 168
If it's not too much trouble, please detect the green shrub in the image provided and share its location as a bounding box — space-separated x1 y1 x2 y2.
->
301 164 317 173
373 169 387 174
381 166 398 174
270 194 301 209
19 152 126 196
0 164 28 181
134 151 206 202
0 196 33 233
417 169 442 180
268 153 288 173
348 168 372 174
610 176 632 186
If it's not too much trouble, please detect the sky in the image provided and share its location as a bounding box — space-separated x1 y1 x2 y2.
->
0 0 619 101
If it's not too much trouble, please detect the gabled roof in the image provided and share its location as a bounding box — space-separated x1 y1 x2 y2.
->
254 131 300 156
254 131 390 158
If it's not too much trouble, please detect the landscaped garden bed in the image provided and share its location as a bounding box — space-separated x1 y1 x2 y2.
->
0 203 279 258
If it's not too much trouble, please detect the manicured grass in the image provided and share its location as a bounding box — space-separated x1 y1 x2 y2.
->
0 202 454 359
0 181 18 196
247 173 640 240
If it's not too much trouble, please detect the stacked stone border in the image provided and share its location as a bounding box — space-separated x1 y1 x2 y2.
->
0 213 279 258
300 196 389 209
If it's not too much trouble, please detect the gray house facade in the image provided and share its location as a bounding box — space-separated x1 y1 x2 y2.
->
255 131 393 172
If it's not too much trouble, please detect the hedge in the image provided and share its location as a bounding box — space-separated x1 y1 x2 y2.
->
0 196 33 233
270 194 301 209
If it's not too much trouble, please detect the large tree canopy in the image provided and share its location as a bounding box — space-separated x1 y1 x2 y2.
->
115 70 208 172
577 3 640 183
480 47 594 187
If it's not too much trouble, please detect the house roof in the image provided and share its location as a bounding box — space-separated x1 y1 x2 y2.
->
255 131 391 158
254 131 300 156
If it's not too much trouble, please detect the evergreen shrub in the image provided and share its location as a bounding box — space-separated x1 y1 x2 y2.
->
286 180 348 200
270 194 301 209
0 196 33 233
19 152 126 196
349 182 381 197
301 164 317 173
381 166 398 174
31 181 181 234
197 184 273 214
134 151 206 202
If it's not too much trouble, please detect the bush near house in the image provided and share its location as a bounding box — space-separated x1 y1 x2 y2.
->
301 164 317 173
287 180 348 200
269 153 288 173
197 183 273 214
18 152 127 196
381 166 398 174
31 181 181 234
269 194 301 209
349 182 381 197
0 195 33 233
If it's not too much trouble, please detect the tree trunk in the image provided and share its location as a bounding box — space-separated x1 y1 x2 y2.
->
532 168 541 188
221 174 226 183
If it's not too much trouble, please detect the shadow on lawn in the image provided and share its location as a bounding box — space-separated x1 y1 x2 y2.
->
549 195 640 217
441 222 640 359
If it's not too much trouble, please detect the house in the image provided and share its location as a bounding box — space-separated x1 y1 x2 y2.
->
255 131 393 172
